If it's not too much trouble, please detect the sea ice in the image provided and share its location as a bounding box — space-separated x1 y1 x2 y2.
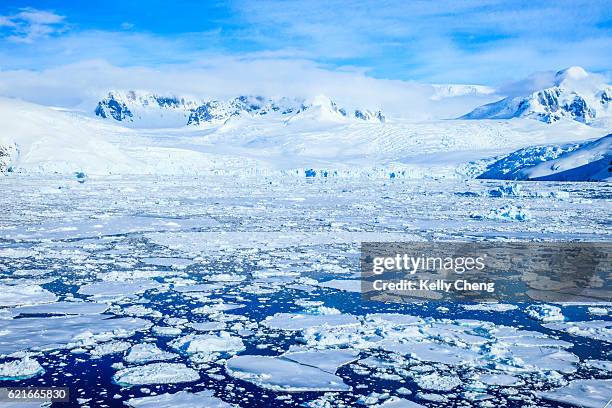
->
525 304 565 322
0 357 44 380
226 355 351 392
124 343 178 364
113 362 199 386
126 390 235 408
170 331 245 354
536 379 612 408
0 284 57 307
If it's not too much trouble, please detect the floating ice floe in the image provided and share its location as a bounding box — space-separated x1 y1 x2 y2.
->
375 397 427 407
10 301 108 316
170 331 245 355
587 306 609 315
90 340 131 357
126 390 235 408
187 321 226 332
462 303 518 312
113 362 199 386
525 304 565 322
281 348 359 373
314 279 361 293
124 343 178 364
536 379 612 408
470 205 531 221
543 320 612 342
414 373 462 391
193 302 244 315
226 355 351 392
262 313 360 331
122 305 163 318
77 280 160 299
488 183 522 198
0 357 44 380
140 257 195 269
0 315 151 355
0 284 57 307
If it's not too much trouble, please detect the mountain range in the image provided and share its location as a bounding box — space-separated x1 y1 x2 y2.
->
462 67 611 127
0 66 609 180
95 92 386 128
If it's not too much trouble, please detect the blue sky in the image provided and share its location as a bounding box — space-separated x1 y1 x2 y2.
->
0 1 610 108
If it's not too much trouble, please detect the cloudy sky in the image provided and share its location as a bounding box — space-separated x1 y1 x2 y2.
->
0 0 610 111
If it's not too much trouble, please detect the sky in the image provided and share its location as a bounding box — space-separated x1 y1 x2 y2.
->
0 0 610 111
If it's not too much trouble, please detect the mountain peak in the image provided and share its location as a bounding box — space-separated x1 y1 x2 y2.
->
554 66 589 85
95 92 385 128
462 67 611 126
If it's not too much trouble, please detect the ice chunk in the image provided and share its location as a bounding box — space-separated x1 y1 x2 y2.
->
78 280 160 299
10 301 108 316
536 379 612 408
314 279 361 293
543 320 612 342
462 303 518 312
125 343 178 364
0 284 57 307
113 362 199 386
226 355 351 392
525 304 564 322
0 315 151 355
414 373 461 391
471 205 531 221
126 390 235 408
375 397 427 407
0 357 44 380
170 332 245 354
90 340 131 357
262 313 359 331
281 349 359 373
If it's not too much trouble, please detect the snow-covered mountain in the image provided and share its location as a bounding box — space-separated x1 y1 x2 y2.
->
478 133 611 181
95 92 386 128
462 67 611 126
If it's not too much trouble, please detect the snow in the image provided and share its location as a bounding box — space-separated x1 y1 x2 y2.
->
124 343 178 364
536 379 612 408
169 332 245 354
525 304 565 322
0 315 151 355
126 390 235 408
543 320 612 342
0 357 44 380
113 362 200 386
413 373 462 391
0 284 57 307
226 355 352 392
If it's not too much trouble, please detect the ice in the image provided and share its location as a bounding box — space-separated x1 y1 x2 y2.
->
126 390 235 408
414 373 462 391
588 306 609 315
314 279 362 293
525 304 565 322
584 359 612 371
125 343 178 364
0 284 57 307
90 340 131 357
536 379 612 408
543 320 612 342
0 315 151 355
375 397 427 407
78 280 161 299
113 362 200 386
226 355 351 392
140 257 194 269
262 313 360 331
281 349 359 373
471 205 531 221
0 357 44 380
170 331 245 354
476 373 522 386
187 321 226 332
462 303 518 312
10 301 108 316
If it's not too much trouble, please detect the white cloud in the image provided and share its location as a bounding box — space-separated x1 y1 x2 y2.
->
0 7 65 43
